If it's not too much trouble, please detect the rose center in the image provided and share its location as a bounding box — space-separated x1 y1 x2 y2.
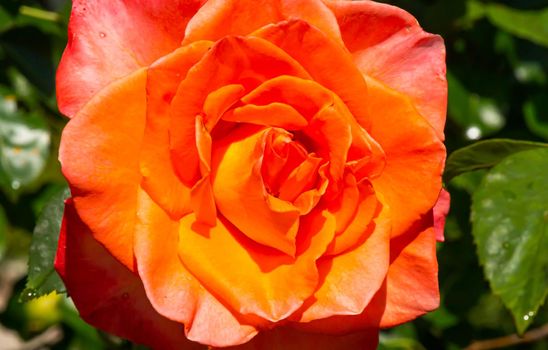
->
261 129 324 203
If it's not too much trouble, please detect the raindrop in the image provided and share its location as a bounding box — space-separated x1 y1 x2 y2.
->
523 314 530 321
99 31 106 38
528 311 535 317
502 242 510 249
122 292 129 300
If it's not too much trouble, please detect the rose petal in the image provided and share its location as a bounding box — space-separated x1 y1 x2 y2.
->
60 69 147 270
366 77 445 238
183 0 341 45
134 190 258 347
380 218 440 327
55 200 203 350
293 214 438 333
325 180 379 256
212 127 300 256
57 0 205 116
289 282 386 335
299 206 390 321
142 41 212 219
178 211 336 322
254 20 369 128
326 0 447 139
169 36 311 187
224 103 308 129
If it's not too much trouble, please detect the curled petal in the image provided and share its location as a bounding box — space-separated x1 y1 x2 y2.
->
169 35 310 187
142 41 212 219
254 20 369 128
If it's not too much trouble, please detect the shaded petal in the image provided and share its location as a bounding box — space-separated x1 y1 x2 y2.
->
54 200 203 350
366 77 445 238
142 41 212 219
326 0 447 139
57 0 205 116
134 190 258 347
183 0 341 45
178 211 336 322
380 217 439 327
59 69 147 270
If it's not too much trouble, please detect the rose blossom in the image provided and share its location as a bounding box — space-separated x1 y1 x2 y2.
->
54 0 448 348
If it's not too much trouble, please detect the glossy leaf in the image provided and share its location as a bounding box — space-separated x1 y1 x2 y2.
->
485 4 548 48
444 139 548 181
23 186 69 300
471 148 548 334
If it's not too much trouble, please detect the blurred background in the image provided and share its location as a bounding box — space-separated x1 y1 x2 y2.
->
0 0 546 349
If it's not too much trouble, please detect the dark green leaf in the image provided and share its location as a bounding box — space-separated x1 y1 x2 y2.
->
471 148 548 334
444 139 548 181
523 93 548 141
485 4 548 47
23 186 69 301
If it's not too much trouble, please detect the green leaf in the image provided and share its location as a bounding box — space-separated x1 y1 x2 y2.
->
0 95 51 194
23 186 69 301
485 4 548 48
444 139 548 181
471 148 548 334
523 93 548 141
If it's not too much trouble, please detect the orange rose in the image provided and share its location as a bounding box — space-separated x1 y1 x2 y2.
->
54 0 447 349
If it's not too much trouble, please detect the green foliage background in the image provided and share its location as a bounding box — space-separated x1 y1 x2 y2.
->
0 0 547 349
